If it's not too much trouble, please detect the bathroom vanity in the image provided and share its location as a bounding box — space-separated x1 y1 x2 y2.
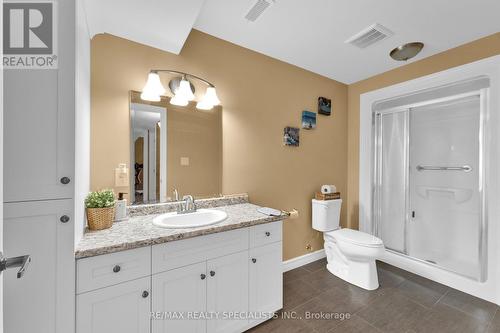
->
75 197 283 333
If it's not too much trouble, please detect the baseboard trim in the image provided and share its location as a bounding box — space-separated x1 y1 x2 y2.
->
282 249 326 272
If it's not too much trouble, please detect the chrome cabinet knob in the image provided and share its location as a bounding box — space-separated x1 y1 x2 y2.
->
251 258 257 263
210 270 215 277
60 215 70 223
200 273 206 280
113 265 121 273
142 291 149 298
60 177 71 185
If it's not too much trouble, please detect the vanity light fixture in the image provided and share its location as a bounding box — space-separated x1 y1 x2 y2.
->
141 70 220 110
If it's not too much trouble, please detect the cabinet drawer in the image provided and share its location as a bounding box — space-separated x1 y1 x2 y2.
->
249 221 282 248
77 247 151 294
152 228 248 274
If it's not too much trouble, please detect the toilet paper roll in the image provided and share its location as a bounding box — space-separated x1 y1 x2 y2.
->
321 185 337 194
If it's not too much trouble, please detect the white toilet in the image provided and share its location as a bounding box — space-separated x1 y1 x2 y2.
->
312 199 385 290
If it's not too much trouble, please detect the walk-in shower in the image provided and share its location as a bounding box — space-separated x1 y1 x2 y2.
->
354 56 500 305
372 89 487 281
359 57 500 304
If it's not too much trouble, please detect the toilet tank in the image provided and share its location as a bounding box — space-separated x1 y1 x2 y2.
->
312 199 342 232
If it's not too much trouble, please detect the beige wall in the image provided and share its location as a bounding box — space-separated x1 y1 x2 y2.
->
91 30 348 260
166 103 222 199
346 33 500 229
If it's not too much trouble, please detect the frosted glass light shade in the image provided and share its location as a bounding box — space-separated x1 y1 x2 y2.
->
140 91 161 102
202 87 221 105
196 100 214 110
176 78 195 101
141 72 166 101
196 86 220 109
170 94 188 106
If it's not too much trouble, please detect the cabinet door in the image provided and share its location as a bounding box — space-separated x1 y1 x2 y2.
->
77 277 151 333
4 70 74 202
3 0 75 202
207 251 249 333
249 242 283 323
152 262 207 333
4 200 74 333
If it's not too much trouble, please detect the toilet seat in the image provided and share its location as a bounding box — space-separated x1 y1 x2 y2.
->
327 228 383 248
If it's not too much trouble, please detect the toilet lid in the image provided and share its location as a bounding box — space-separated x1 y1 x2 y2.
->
330 228 383 247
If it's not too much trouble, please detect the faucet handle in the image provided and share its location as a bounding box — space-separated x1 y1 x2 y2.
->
180 195 195 213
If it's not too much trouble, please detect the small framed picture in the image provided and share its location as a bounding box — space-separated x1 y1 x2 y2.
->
283 127 300 146
318 97 332 116
301 111 316 130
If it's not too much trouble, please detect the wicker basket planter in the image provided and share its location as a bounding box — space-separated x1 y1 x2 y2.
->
86 206 115 231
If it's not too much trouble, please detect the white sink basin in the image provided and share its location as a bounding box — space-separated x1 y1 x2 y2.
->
152 209 228 229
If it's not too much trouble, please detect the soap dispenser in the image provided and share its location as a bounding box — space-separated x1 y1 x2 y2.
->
114 192 128 222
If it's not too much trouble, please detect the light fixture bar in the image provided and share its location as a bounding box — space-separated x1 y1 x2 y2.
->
150 69 216 87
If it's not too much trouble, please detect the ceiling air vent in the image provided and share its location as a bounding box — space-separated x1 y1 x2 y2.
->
345 23 393 49
245 0 275 22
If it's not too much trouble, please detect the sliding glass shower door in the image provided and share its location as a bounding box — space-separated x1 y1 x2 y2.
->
374 93 485 280
408 95 482 279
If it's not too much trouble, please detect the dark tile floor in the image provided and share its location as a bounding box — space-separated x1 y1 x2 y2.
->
247 259 500 333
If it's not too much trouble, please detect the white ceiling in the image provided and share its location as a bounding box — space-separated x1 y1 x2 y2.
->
84 0 500 84
83 0 206 54
194 0 500 83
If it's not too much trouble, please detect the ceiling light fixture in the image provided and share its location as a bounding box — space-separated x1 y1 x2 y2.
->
141 70 220 110
390 42 424 61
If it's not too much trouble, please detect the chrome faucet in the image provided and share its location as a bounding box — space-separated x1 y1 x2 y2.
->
177 195 196 214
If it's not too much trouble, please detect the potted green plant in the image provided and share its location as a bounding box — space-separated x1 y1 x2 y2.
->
85 189 116 230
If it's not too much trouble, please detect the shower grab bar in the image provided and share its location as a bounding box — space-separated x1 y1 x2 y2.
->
416 165 472 172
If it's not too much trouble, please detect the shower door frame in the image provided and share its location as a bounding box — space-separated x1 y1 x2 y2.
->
372 89 488 282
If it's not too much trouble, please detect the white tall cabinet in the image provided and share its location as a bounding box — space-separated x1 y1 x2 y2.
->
3 0 76 332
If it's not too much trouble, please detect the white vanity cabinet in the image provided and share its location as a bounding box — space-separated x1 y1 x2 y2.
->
76 221 283 333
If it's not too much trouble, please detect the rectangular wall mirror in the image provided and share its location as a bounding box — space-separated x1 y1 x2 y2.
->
129 91 222 204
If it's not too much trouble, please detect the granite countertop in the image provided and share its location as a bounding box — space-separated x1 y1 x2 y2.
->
75 203 285 259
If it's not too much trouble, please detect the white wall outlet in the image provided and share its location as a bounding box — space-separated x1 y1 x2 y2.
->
180 157 190 166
